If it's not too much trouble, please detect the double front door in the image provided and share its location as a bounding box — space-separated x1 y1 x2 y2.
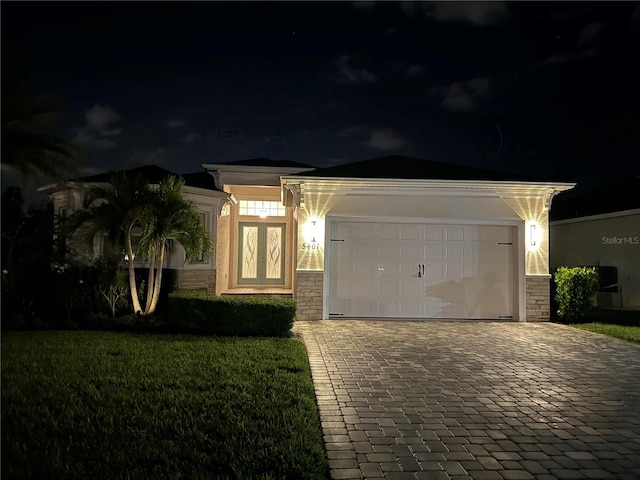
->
238 222 286 285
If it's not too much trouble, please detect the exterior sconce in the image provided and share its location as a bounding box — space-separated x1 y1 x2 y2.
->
527 221 541 249
530 224 537 246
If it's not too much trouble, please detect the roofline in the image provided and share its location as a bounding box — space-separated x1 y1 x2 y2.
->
281 175 576 192
550 208 640 225
38 180 228 198
182 185 231 199
203 163 316 174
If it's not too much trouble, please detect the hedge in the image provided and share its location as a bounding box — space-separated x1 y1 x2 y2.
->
553 266 599 323
167 290 296 337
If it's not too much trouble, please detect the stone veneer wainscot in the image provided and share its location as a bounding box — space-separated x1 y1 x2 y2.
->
177 269 216 294
296 271 323 321
526 275 551 322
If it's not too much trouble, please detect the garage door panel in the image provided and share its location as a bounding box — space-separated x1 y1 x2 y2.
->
400 225 420 240
380 243 400 259
446 263 464 279
354 242 378 258
379 277 399 295
426 244 444 260
354 278 376 297
425 225 444 240
426 262 445 279
354 259 374 276
446 226 465 241
353 299 376 315
329 221 515 319
354 224 374 239
445 244 464 261
379 225 399 240
401 244 420 259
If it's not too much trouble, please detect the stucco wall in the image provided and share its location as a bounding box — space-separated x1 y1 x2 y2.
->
215 213 231 294
526 275 550 322
295 271 323 320
550 211 640 307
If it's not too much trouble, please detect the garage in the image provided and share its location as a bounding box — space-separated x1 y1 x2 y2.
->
327 221 516 319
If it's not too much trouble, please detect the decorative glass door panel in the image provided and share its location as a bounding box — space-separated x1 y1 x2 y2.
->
238 223 286 285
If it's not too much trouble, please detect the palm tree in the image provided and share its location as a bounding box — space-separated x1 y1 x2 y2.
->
1 65 84 182
67 173 153 314
68 173 212 316
141 176 213 314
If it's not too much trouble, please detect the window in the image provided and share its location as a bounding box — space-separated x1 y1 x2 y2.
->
193 212 209 264
238 200 285 217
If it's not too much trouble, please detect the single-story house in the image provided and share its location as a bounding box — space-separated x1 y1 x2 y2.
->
550 175 640 308
39 155 575 321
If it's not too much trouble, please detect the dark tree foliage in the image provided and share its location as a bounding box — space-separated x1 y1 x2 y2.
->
1 188 55 328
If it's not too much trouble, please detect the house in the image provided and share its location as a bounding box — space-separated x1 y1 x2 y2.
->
39 155 575 321
550 175 640 308
38 165 230 292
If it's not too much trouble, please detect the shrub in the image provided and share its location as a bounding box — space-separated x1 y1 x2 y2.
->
167 290 296 337
553 266 599 323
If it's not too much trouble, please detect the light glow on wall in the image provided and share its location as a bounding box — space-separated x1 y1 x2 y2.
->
296 191 343 271
303 216 322 246
499 195 549 275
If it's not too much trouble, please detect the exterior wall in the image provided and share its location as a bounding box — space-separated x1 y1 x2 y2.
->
526 275 550 322
215 211 231 295
295 271 323 320
550 210 640 307
288 183 565 321
176 268 216 293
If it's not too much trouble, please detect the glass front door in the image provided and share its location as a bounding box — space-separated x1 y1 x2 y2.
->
238 222 286 285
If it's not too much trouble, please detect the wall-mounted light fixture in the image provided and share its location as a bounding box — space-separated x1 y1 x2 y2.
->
530 223 537 246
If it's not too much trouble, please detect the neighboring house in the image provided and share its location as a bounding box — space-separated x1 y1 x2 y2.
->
40 155 575 321
550 175 640 308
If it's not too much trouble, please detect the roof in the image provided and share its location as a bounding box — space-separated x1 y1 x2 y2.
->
75 165 177 184
296 155 542 182
180 171 219 190
70 165 221 191
213 157 315 169
550 175 640 221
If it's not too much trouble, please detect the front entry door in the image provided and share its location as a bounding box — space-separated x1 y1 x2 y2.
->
238 223 286 285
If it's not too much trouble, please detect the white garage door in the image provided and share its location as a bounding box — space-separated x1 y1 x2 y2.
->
327 222 515 319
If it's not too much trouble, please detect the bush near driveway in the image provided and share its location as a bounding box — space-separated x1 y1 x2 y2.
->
553 266 599 323
1 331 328 480
168 289 296 337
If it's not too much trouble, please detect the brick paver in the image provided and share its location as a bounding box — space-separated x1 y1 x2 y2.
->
295 320 640 480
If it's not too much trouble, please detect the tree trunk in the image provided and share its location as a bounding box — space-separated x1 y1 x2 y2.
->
145 247 156 313
125 233 142 314
148 243 165 314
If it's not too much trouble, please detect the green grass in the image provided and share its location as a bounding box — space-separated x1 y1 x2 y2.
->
1 331 329 480
573 323 640 343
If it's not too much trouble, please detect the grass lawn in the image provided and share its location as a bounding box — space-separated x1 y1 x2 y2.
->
1 331 329 480
573 323 640 343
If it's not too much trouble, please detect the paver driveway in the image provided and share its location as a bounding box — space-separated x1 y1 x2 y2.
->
295 320 640 480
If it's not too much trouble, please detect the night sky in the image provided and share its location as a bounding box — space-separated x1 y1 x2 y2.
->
3 1 640 199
